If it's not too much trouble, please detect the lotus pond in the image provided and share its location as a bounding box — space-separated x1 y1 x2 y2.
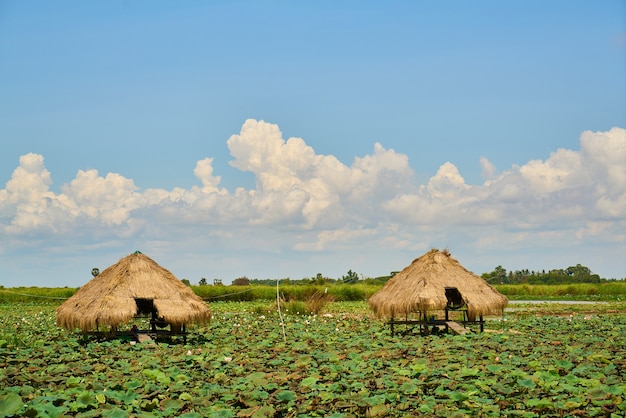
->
1 301 625 417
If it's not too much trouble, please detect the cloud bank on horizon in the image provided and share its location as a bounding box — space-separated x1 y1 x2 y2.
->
1 120 625 286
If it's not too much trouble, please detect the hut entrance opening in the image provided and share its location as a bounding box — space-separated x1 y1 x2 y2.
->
134 298 168 331
131 298 187 342
135 298 155 316
444 287 468 323
445 287 464 310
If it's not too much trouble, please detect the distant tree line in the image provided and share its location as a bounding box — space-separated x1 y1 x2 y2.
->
93 263 617 287
481 264 608 284
192 270 396 286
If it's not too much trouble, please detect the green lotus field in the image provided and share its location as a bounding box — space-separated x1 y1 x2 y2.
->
1 301 625 417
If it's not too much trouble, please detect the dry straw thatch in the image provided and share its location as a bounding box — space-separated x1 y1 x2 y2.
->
368 249 508 321
56 252 211 332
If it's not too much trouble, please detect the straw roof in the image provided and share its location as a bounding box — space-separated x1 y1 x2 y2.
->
368 249 508 320
56 252 211 332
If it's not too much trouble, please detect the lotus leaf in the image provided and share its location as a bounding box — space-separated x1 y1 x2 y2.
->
101 408 129 418
0 393 22 417
275 390 297 402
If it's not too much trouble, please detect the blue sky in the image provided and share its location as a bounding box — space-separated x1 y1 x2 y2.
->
1 0 625 287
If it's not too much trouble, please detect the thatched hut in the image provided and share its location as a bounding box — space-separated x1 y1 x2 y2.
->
56 251 211 334
368 249 507 334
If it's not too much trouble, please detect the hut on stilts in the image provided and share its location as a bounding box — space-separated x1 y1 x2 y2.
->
56 251 211 342
368 249 508 336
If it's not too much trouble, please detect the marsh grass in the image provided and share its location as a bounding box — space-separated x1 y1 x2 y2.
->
281 300 308 315
193 284 379 302
0 287 76 303
305 291 335 315
2 282 625 303
495 282 626 300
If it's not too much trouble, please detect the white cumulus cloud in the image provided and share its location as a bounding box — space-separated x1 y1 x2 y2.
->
1 122 625 283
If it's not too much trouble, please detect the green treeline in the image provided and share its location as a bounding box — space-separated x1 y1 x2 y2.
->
480 264 616 284
205 263 620 288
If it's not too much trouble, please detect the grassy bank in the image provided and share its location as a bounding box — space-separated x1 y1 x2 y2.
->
494 282 626 301
1 281 625 304
193 283 379 302
0 287 77 304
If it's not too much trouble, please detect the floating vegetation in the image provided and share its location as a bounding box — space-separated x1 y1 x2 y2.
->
0 301 625 416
